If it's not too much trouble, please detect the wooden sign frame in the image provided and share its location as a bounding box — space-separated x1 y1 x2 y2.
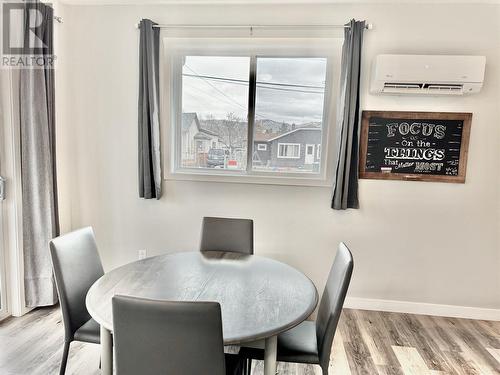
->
359 111 472 183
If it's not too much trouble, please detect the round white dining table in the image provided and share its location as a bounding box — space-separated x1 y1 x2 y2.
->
86 251 318 375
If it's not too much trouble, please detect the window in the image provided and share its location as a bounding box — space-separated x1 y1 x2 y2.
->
167 37 336 185
253 58 326 173
180 56 249 170
278 143 301 159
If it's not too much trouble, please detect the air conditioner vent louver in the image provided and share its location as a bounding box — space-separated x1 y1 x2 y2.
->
384 82 422 90
425 84 463 91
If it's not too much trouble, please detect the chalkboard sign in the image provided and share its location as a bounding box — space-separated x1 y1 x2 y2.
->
359 111 471 183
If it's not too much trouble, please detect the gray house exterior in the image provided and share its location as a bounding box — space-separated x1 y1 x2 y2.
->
253 132 275 166
253 127 322 172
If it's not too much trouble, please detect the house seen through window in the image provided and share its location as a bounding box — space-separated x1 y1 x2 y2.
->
178 55 328 175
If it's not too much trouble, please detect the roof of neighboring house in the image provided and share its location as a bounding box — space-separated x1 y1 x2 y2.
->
199 127 219 137
264 126 322 143
254 132 279 142
182 112 220 138
194 132 212 140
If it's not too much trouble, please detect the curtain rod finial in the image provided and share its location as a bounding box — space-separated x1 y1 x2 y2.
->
366 23 373 30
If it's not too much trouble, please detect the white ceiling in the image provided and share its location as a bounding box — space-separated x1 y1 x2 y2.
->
59 0 500 5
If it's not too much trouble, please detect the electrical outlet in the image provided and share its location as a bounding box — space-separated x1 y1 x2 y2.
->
138 249 147 260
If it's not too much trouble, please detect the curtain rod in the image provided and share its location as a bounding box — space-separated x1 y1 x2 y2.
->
134 23 373 30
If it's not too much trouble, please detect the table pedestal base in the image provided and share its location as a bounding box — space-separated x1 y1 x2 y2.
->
100 326 113 375
264 335 278 375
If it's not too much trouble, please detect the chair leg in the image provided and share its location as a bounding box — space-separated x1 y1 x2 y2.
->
59 341 71 375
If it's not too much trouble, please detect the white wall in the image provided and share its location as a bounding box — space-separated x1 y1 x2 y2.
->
57 3 500 313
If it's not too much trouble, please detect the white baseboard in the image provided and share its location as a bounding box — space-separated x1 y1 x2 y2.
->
344 297 500 321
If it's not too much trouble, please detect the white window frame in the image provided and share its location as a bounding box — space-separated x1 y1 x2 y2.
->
257 143 267 151
161 36 342 187
316 144 321 159
277 143 301 159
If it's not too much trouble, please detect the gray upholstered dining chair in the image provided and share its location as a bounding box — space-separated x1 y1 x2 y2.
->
49 227 104 375
200 216 254 254
200 216 254 374
240 242 354 375
112 296 234 375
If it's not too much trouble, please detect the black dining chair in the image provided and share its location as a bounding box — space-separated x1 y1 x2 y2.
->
200 216 254 254
49 227 104 375
112 296 244 375
240 242 354 375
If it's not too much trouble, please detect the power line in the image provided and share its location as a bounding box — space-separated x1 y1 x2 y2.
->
182 73 325 89
256 85 323 94
183 66 324 122
184 81 282 120
184 65 249 114
183 73 323 95
183 81 249 113
185 65 274 119
191 86 284 121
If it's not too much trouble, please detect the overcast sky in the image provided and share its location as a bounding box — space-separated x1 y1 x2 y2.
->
182 56 327 125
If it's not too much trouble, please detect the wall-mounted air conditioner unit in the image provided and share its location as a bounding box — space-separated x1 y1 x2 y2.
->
370 54 486 96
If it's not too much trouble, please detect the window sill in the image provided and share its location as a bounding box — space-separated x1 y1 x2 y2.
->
165 170 332 188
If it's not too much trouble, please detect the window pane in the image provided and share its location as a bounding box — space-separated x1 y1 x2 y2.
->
181 56 249 170
252 57 327 173
277 143 302 158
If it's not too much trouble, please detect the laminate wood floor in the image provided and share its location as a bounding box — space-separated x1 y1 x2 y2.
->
1 306 500 374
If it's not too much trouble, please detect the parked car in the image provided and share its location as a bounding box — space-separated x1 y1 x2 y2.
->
207 148 226 168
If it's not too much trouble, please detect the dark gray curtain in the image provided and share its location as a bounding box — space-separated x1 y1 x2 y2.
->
331 19 365 210
20 1 59 307
138 19 162 199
